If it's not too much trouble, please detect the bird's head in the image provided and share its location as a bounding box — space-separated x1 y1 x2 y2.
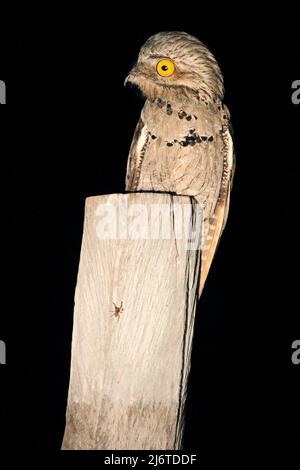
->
125 31 224 104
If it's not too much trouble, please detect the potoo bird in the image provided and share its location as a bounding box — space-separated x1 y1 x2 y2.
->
125 32 235 297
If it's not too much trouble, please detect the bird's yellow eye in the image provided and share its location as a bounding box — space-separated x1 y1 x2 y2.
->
156 59 175 77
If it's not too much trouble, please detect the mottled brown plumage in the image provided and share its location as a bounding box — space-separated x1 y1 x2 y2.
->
125 31 235 297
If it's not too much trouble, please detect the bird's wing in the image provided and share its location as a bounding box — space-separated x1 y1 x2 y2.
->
198 126 235 297
125 117 151 191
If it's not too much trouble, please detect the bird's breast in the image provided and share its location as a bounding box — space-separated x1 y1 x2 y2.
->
135 99 224 206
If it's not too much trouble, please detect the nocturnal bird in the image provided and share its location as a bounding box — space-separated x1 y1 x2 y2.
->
124 32 235 297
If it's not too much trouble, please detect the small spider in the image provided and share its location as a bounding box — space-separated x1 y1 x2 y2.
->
111 301 124 320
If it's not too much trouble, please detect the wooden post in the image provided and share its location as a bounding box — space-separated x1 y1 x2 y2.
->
62 192 202 450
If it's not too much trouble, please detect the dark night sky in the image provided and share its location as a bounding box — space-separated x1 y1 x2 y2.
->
0 13 299 455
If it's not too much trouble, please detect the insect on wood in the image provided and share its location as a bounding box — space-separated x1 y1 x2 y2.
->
111 301 124 320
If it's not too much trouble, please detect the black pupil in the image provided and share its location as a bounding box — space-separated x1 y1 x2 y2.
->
162 65 168 71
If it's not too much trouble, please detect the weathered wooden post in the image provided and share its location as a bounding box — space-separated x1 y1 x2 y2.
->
62 192 202 450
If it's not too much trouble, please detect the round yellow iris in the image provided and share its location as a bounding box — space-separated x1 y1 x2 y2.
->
156 59 175 77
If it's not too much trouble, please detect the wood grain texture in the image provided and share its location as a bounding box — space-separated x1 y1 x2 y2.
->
62 193 202 450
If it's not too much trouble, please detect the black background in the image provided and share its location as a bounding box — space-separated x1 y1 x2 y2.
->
0 13 299 453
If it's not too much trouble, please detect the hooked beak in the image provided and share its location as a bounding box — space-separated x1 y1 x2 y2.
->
124 65 138 87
